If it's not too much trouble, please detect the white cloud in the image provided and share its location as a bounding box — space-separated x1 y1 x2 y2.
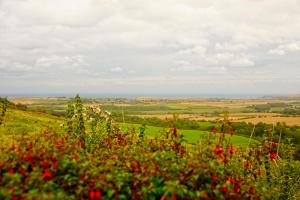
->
268 42 300 55
215 42 248 52
176 46 207 56
110 67 123 73
230 56 255 67
128 70 136 74
268 49 286 55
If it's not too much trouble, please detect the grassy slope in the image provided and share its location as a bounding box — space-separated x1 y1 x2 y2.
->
0 108 253 149
0 108 64 135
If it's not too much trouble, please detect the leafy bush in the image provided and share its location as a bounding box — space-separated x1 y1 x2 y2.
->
1 122 299 199
0 96 299 199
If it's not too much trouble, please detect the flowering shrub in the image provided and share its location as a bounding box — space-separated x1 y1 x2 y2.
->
1 123 294 199
0 96 299 199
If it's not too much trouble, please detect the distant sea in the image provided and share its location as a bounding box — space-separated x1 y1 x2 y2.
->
1 93 296 99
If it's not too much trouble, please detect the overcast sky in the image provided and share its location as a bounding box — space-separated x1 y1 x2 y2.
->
1 0 300 96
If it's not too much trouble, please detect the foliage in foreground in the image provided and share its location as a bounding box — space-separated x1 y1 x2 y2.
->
0 96 299 199
1 125 299 199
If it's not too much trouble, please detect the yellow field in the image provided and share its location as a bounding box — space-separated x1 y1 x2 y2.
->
234 116 300 126
179 99 296 108
129 113 300 126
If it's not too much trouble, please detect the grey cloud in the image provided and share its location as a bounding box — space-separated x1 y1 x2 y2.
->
0 0 300 94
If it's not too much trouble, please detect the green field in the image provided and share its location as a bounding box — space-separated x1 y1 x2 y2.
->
119 123 253 149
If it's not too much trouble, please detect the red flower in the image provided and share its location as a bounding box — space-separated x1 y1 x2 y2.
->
234 181 241 194
0 162 3 168
27 143 33 150
52 162 57 170
19 167 27 175
249 186 255 195
171 193 177 200
143 164 149 170
212 127 217 134
230 130 234 136
269 152 277 160
222 155 228 164
271 143 277 148
160 195 166 200
40 160 48 168
220 186 228 194
89 190 95 200
214 145 224 155
179 147 185 157
211 174 218 182
95 189 101 199
234 176 242 194
117 136 123 141
12 196 19 200
221 133 225 138
25 153 32 161
56 139 65 145
50 156 56 162
173 126 177 137
226 177 235 184
8 168 14 174
55 139 65 149
11 144 16 151
228 146 236 154
42 169 52 180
